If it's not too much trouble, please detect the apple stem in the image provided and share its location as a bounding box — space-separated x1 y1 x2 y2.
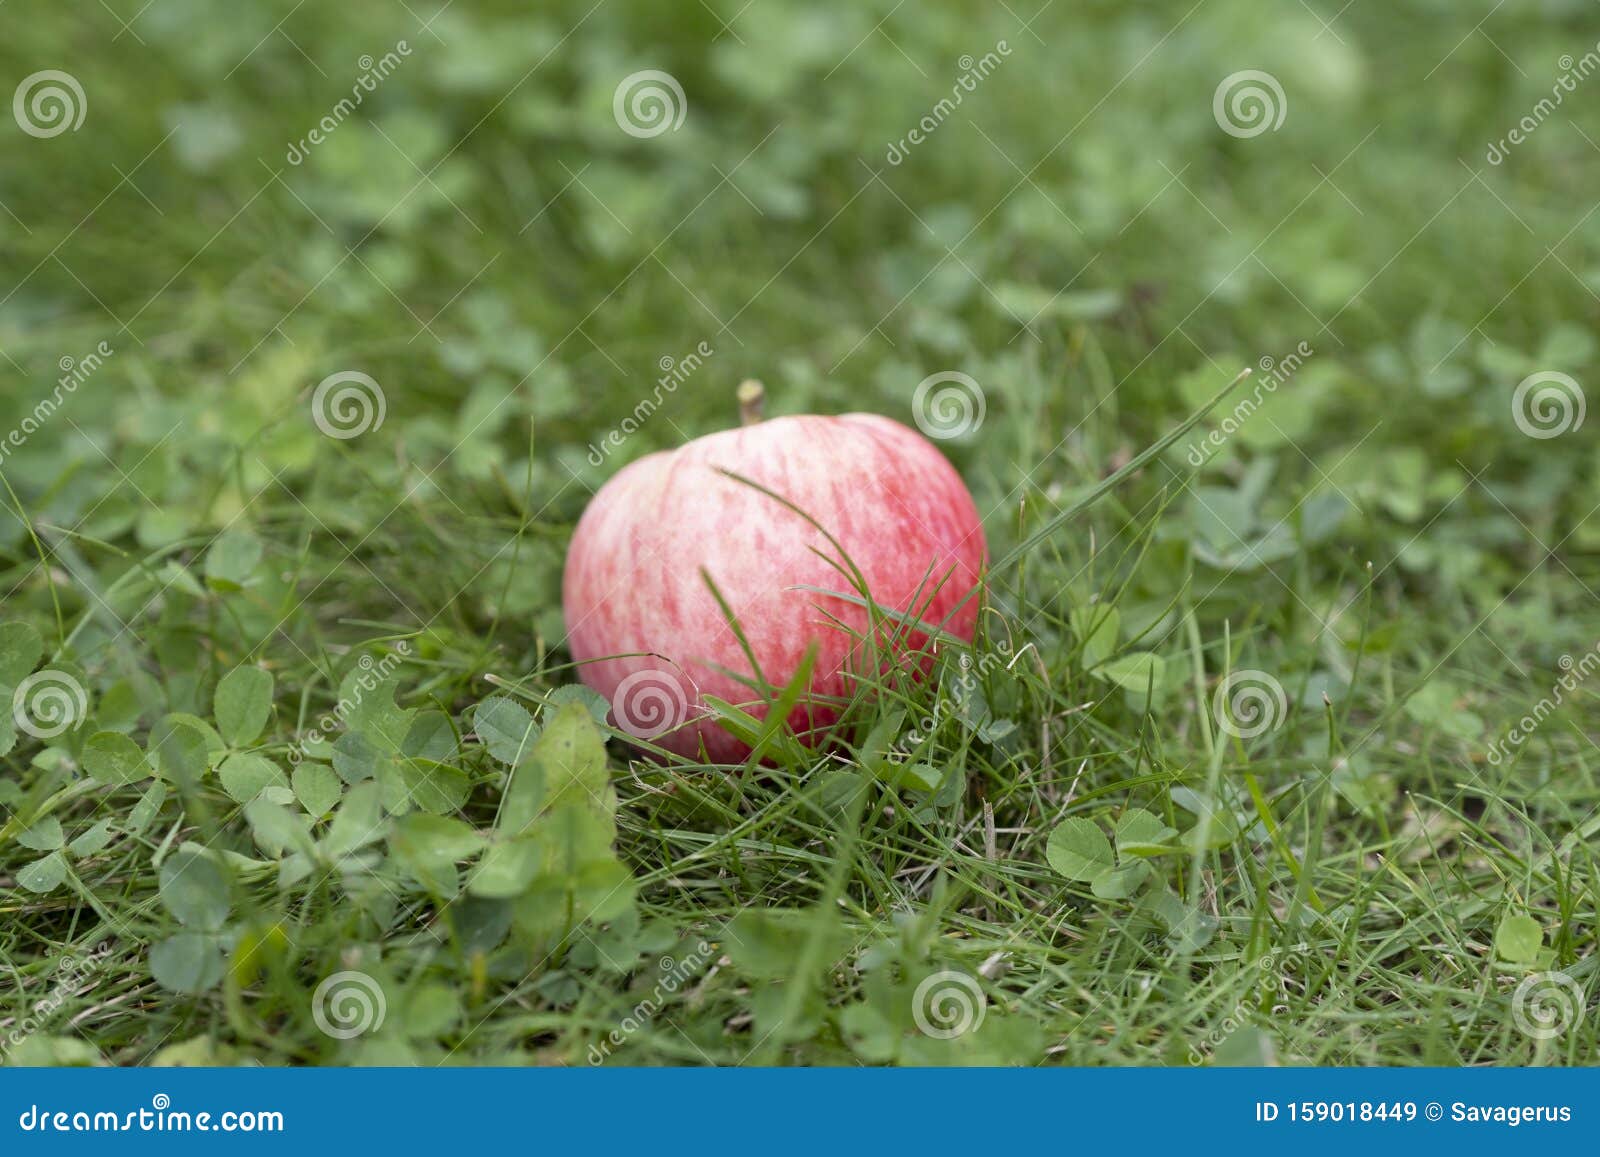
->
737 379 766 426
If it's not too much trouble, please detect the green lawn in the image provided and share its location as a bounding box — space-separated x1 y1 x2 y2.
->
2 0 1597 1066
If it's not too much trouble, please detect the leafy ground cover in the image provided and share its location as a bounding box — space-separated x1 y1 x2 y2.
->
1 0 1597 1065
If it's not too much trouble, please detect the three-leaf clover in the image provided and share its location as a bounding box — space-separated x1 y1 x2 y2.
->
1045 808 1178 899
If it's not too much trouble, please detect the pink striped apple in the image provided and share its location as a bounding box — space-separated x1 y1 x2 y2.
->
561 385 987 761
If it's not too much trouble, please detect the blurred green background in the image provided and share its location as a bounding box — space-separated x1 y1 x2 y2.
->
2 0 1598 1065
4 1 1599 609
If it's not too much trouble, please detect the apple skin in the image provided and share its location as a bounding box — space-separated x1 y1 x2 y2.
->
562 411 987 762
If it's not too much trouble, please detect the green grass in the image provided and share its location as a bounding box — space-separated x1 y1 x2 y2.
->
2 0 1598 1066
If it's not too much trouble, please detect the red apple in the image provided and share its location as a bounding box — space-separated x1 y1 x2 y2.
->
562 387 987 762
